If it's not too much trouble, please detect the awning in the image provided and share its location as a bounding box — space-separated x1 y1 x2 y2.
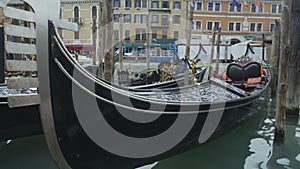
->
65 44 94 51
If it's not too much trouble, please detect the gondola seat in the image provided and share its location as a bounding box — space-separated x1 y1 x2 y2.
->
226 63 246 89
226 61 262 90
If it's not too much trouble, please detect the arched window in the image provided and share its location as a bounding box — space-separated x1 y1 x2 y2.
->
92 6 97 19
74 6 79 39
74 6 79 22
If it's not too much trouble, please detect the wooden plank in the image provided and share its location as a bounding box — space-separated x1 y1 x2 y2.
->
5 41 37 55
0 0 10 7
4 23 36 39
210 77 247 97
55 19 78 32
7 77 39 89
3 6 35 23
8 94 40 108
6 60 37 71
0 26 4 84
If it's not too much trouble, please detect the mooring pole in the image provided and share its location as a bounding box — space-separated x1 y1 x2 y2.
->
215 28 221 74
287 0 300 115
271 20 281 98
262 33 265 61
92 16 97 72
119 14 124 71
0 25 4 84
208 28 216 80
275 6 290 141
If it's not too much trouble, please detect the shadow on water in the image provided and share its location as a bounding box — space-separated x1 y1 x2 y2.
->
0 96 299 169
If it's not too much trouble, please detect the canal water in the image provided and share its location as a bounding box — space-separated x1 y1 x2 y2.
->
0 98 299 169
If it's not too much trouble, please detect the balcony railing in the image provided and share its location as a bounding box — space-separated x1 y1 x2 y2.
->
68 18 85 25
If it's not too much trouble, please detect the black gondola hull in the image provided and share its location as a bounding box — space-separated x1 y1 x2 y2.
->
46 22 269 169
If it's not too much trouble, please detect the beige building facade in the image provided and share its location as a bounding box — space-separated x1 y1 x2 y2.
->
191 0 282 42
60 0 188 56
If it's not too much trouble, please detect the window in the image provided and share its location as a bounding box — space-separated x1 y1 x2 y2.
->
162 1 169 8
136 29 146 40
142 29 146 40
134 14 147 23
214 22 220 29
207 21 213 30
74 6 79 23
236 23 241 31
257 23 262 31
250 23 255 31
151 1 159 8
124 14 131 23
174 31 179 39
270 23 275 32
230 3 241 12
229 22 234 31
114 14 120 22
174 1 181 9
278 5 282 13
258 7 263 13
114 30 119 40
215 3 220 11
152 30 157 39
162 15 169 25
152 15 158 23
173 15 180 24
142 0 147 8
251 4 256 12
114 0 120 8
208 2 213 11
229 4 234 12
195 2 202 11
195 21 201 30
271 4 277 13
125 30 130 40
135 0 141 8
74 31 79 39
125 0 131 8
162 30 168 39
92 6 97 19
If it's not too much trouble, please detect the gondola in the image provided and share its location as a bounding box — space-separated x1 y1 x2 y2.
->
44 21 270 169
0 85 42 141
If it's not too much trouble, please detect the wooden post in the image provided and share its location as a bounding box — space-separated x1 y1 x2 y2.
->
225 45 228 63
146 14 150 73
262 34 265 61
119 14 124 71
287 0 300 115
0 26 4 84
92 16 97 67
98 1 106 78
271 19 281 98
104 0 114 82
185 1 193 60
208 29 216 80
275 6 290 141
215 28 221 74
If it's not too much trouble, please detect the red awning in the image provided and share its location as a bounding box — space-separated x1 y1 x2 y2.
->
65 44 94 51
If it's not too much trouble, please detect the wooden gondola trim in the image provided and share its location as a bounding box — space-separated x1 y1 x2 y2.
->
7 77 39 89
6 60 37 72
8 94 40 108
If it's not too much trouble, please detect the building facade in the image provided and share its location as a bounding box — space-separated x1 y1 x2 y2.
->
191 0 282 42
60 0 188 56
60 0 282 56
